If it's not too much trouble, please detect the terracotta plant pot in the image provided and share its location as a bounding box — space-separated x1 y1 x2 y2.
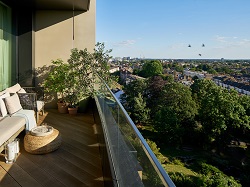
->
68 107 78 115
57 102 68 113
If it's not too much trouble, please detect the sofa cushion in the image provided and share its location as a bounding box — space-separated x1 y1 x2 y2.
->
18 88 26 93
0 116 25 146
6 83 21 93
37 100 45 111
0 92 10 117
4 93 23 115
0 90 6 96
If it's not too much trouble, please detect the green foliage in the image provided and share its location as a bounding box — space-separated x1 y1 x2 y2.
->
121 63 250 186
153 107 180 143
146 139 169 164
239 95 250 116
198 163 241 187
43 59 70 102
93 42 113 84
43 42 112 106
169 172 203 187
172 159 185 166
215 66 233 74
120 79 147 119
153 82 197 144
207 68 217 74
133 93 150 125
161 82 198 121
140 60 163 78
162 74 174 82
146 76 167 115
175 65 184 72
168 163 241 187
191 79 250 146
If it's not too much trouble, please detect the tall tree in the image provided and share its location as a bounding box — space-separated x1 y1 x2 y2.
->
146 76 166 116
191 79 250 147
161 82 198 122
153 82 198 145
120 79 147 120
133 93 150 126
140 60 163 78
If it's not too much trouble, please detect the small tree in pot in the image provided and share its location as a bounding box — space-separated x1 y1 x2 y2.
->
43 59 70 113
64 42 113 113
44 42 113 114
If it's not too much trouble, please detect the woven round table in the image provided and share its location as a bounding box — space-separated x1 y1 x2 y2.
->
24 127 62 154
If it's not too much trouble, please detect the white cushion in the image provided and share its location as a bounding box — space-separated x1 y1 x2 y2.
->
37 100 45 111
0 116 26 146
0 92 10 117
0 90 6 96
5 83 21 93
18 88 26 93
4 93 22 115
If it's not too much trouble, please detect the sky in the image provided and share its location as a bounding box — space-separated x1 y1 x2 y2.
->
96 0 250 59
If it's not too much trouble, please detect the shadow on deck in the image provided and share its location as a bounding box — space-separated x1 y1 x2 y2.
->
0 109 104 187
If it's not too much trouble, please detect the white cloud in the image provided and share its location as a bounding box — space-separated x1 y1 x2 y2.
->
214 35 250 48
242 39 250 43
113 40 136 47
169 43 186 49
214 35 228 43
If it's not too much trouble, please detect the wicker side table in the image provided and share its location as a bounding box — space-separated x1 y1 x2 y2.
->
24 127 62 154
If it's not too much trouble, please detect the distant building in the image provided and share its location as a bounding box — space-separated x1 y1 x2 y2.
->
122 57 131 61
213 76 250 95
120 67 133 83
183 70 205 79
109 66 120 73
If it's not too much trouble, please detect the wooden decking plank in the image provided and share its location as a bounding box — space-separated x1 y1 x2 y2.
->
55 142 102 177
43 111 94 134
61 135 100 159
20 150 87 187
14 151 67 187
55 124 95 144
60 141 101 168
50 125 97 147
0 166 21 187
0 160 43 187
44 152 95 185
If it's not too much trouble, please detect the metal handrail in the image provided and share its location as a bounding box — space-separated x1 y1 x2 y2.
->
97 77 176 187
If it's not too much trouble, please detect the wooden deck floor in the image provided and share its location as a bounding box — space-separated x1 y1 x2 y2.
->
0 109 104 187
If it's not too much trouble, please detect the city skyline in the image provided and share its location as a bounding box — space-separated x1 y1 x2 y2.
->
97 0 250 59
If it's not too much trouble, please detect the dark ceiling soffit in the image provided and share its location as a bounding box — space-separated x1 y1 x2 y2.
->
34 0 90 11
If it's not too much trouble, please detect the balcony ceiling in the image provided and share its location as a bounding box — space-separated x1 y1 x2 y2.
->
5 0 90 11
34 0 90 11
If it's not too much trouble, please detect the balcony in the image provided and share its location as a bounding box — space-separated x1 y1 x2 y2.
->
0 109 104 186
0 78 175 187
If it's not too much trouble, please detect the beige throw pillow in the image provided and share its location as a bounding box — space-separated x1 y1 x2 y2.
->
0 92 10 117
4 93 23 115
18 88 27 93
5 83 21 93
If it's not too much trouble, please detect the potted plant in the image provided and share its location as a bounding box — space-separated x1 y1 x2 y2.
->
65 93 79 115
43 59 69 113
43 42 113 114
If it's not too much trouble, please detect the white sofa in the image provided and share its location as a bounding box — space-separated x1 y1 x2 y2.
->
3 83 44 122
0 84 38 153
0 116 26 153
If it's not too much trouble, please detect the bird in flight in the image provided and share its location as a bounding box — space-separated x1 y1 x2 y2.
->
199 54 202 56
202 43 205 47
188 44 191 47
